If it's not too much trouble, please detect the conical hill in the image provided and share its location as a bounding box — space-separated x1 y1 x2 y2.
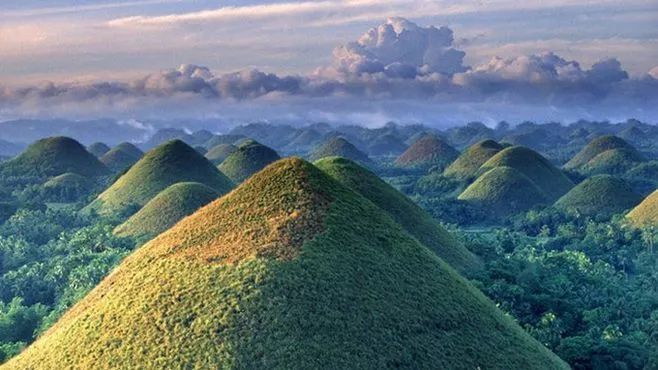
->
395 134 458 170
555 175 642 216
85 140 233 217
6 158 566 369
0 136 108 178
100 142 144 173
627 190 658 228
308 137 372 165
444 139 504 181
113 182 220 243
218 140 280 183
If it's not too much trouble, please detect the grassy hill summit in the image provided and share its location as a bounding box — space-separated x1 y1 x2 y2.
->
479 145 574 201
444 139 504 181
579 147 645 175
315 156 481 273
205 143 237 165
555 175 643 217
395 134 459 170
627 190 658 228
85 140 233 217
100 142 144 173
5 157 566 369
308 137 372 165
564 135 644 172
0 136 108 178
218 140 281 183
114 182 219 243
87 142 111 158
458 166 549 217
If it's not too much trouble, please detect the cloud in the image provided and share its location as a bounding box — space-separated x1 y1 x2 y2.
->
1 18 656 123
328 17 467 77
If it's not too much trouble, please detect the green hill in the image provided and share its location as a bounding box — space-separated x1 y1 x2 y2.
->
315 156 481 273
85 140 233 217
205 144 237 165
308 137 372 165
114 182 219 243
395 134 459 170
579 148 645 175
479 146 573 201
5 158 566 369
627 190 658 228
444 139 504 181
218 140 280 183
0 137 108 178
87 142 110 158
459 166 549 217
564 135 641 171
41 172 93 202
555 175 642 216
100 142 144 173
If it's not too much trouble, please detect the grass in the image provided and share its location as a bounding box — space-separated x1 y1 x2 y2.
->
395 134 459 169
0 137 108 178
100 143 143 173
6 157 567 369
315 156 481 273
87 142 111 158
459 166 549 217
205 144 237 165
443 139 503 181
308 137 372 165
113 182 220 244
479 145 574 201
41 172 93 202
218 140 281 183
85 140 234 217
564 135 640 171
554 175 642 216
627 190 658 228
579 148 645 175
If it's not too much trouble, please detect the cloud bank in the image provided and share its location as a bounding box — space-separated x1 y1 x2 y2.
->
1 18 657 124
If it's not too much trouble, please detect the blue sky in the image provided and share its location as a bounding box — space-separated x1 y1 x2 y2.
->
0 1 656 124
1 0 656 83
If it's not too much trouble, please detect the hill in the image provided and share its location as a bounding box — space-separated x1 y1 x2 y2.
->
627 190 658 228
554 175 642 216
40 172 93 202
308 137 372 165
85 140 233 217
114 182 219 243
444 139 504 181
458 166 549 217
0 136 108 178
579 148 645 175
395 134 458 170
479 146 573 201
205 144 237 165
6 158 566 369
564 135 641 171
315 156 481 273
218 140 281 183
87 142 110 158
203 134 246 149
100 143 144 173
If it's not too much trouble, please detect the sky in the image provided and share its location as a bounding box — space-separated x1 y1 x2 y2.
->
0 0 657 126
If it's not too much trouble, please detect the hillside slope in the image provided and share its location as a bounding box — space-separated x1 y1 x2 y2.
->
218 140 280 183
85 140 233 217
315 156 481 273
555 175 642 216
6 158 567 369
627 190 658 227
114 182 219 243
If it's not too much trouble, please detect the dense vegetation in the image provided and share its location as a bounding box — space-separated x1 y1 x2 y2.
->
0 120 657 368
6 158 566 369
